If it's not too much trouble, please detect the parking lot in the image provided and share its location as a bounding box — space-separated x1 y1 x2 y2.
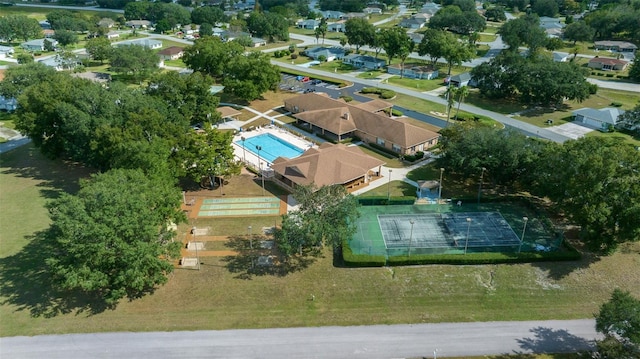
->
278 74 341 94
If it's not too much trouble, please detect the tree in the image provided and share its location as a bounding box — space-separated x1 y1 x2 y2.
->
246 11 289 42
532 0 558 17
222 52 281 101
315 17 328 44
545 37 565 50
180 127 240 188
190 5 227 25
16 53 34 64
344 17 374 52
532 137 640 251
498 15 548 55
379 27 412 66
146 71 220 125
563 21 595 44
453 85 469 119
47 10 89 31
199 22 213 37
0 15 42 42
417 28 451 65
428 6 486 35
86 36 113 63
274 184 360 257
45 168 184 307
618 104 640 134
485 7 507 22
52 29 79 47
442 39 475 79
0 62 58 99
183 36 245 78
124 1 152 20
109 44 159 82
629 60 640 82
592 289 640 358
440 125 546 184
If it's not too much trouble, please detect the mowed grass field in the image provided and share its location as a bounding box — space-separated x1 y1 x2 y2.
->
1 144 640 338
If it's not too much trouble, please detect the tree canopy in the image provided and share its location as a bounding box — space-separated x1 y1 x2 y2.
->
593 289 640 358
109 44 160 82
563 21 595 44
344 17 375 52
246 11 290 42
0 15 42 42
45 168 184 307
428 6 486 35
86 37 113 63
498 15 548 55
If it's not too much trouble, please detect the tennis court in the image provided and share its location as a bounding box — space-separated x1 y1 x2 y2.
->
197 197 284 217
350 205 555 257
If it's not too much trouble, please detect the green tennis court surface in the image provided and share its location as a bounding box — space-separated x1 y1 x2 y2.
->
349 204 560 257
198 197 282 217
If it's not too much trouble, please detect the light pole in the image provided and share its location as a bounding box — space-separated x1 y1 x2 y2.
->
464 217 471 254
255 145 262 171
260 162 265 196
438 167 444 204
248 225 252 249
241 136 246 163
408 219 415 257
387 169 393 204
519 216 528 253
192 226 200 271
477 167 486 205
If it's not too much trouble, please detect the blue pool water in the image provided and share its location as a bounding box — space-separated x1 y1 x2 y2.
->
236 133 304 163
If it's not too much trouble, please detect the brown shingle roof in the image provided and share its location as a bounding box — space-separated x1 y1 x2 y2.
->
294 107 357 135
285 93 440 148
588 57 628 66
353 98 393 113
271 143 385 187
158 46 184 56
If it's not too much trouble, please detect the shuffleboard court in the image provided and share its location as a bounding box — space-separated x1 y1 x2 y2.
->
197 196 283 217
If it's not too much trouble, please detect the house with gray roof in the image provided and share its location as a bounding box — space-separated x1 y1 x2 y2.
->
304 47 345 62
572 107 625 131
321 10 344 19
21 38 58 52
400 17 427 29
363 7 383 14
539 17 565 38
297 19 320 30
388 64 439 79
447 72 472 87
0 45 14 56
342 54 386 69
0 96 17 112
116 38 162 49
125 20 152 29
594 40 638 53
328 21 346 32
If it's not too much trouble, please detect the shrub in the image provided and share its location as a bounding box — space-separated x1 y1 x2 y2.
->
588 83 598 94
318 54 327 62
360 87 397 99
340 95 353 102
290 53 298 59
611 102 623 107
605 73 614 77
380 90 396 99
360 87 379 94
391 108 403 116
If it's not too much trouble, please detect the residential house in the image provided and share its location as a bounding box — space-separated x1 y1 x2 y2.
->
125 20 152 29
572 107 625 131
327 21 346 32
363 7 383 14
38 54 79 71
212 27 226 37
552 52 569 62
588 57 628 71
297 19 320 30
221 30 252 42
97 18 115 28
21 38 58 52
400 17 427 29
39 20 51 29
0 45 14 56
271 142 386 192
116 38 163 49
342 54 386 70
321 10 344 19
594 40 638 53
340 12 368 20
0 96 17 111
251 37 267 47
106 31 120 40
283 93 440 155
158 46 184 60
43 29 55 38
388 64 439 79
71 71 112 83
420 2 441 14
539 16 565 38
304 46 345 62
182 25 200 35
408 32 424 44
447 72 472 87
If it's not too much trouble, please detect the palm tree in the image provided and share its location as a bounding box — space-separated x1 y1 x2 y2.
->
454 86 469 120
445 86 455 125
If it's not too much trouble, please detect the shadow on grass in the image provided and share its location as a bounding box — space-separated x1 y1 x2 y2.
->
515 326 596 355
221 235 317 279
0 230 114 317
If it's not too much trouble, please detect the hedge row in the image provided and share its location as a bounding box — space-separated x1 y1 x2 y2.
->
357 196 416 205
360 87 396 99
403 151 424 163
367 142 401 158
342 242 581 267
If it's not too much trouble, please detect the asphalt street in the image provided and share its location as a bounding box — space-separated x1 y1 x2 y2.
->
0 319 600 359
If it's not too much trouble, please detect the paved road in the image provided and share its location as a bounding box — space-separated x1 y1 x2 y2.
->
0 319 599 359
13 3 124 13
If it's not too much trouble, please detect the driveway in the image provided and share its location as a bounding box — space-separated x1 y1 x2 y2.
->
545 121 595 140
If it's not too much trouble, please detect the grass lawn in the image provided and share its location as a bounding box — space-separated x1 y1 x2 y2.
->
2 143 640 337
388 76 446 92
314 60 356 73
477 33 497 43
163 59 187 68
273 54 311 65
0 5 109 20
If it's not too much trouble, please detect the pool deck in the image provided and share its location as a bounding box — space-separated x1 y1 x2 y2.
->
232 126 316 169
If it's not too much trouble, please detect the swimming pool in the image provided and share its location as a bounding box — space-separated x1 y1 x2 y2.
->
236 133 304 163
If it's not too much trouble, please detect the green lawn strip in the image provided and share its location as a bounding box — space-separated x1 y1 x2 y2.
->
355 145 405 168
388 76 446 92
2 143 640 336
368 14 395 24
377 18 401 28
0 5 109 19
477 33 497 42
314 60 356 73
163 59 186 68
272 54 311 65
584 129 640 147
358 180 418 197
